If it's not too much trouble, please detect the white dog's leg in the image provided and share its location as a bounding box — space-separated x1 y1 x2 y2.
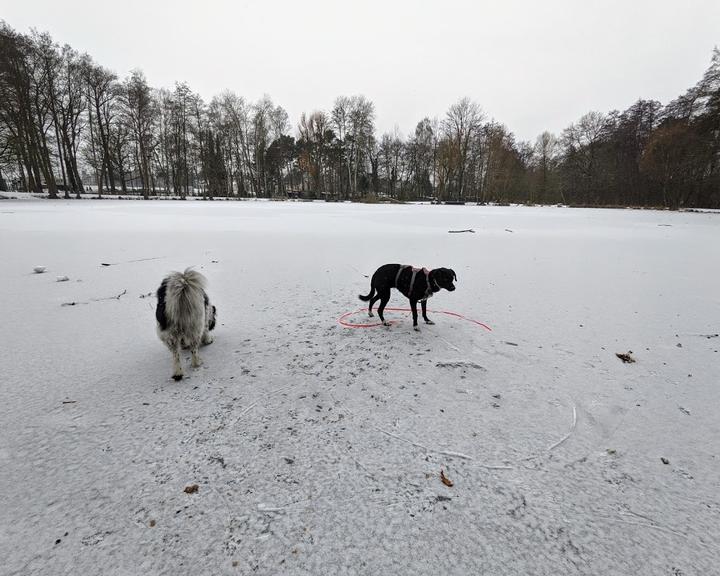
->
201 330 214 345
191 342 203 368
172 344 184 381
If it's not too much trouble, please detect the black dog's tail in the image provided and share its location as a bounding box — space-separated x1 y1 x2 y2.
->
358 287 375 302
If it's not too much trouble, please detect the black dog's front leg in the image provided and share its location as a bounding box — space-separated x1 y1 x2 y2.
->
410 299 420 331
421 300 434 325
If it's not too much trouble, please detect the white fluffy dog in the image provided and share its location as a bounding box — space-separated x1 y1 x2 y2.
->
155 268 216 380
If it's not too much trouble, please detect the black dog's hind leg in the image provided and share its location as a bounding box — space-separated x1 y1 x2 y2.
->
421 300 434 325
359 286 377 316
377 289 392 326
410 299 420 331
368 291 381 317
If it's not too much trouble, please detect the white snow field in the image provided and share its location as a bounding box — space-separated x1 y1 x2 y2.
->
1 200 718 576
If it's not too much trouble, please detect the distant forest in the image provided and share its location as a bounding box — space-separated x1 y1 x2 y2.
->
1 21 719 208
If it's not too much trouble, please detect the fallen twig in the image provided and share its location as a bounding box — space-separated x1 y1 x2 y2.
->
375 427 467 458
436 361 486 371
448 229 475 234
595 515 689 540
235 385 292 424
61 289 127 307
439 337 460 352
374 426 513 469
547 405 577 451
100 256 165 267
92 289 127 302
349 264 369 278
622 508 660 525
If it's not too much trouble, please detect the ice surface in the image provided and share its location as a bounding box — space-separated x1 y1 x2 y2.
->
1 200 718 575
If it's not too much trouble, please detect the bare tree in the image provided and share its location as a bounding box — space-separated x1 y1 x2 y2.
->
559 111 607 204
297 111 333 196
122 70 157 199
533 131 560 203
0 23 58 196
407 118 436 199
442 97 484 201
347 95 375 198
82 57 118 195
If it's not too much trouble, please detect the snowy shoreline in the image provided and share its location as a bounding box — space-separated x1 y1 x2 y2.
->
4 191 720 213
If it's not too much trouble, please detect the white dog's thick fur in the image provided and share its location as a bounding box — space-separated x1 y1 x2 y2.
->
156 268 216 380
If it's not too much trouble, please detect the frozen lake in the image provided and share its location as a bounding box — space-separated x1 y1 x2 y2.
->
1 200 719 575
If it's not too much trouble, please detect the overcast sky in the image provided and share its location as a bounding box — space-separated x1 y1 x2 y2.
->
2 0 718 142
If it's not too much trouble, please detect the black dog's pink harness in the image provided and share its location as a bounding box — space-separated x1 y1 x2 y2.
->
395 265 438 301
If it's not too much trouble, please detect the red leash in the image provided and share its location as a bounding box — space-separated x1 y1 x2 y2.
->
338 307 492 331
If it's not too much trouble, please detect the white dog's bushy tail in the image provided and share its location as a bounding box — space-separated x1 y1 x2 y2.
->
165 268 207 334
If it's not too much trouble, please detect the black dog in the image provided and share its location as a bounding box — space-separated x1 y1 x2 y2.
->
359 264 456 330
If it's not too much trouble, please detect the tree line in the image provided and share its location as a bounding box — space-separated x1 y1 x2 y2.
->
1 21 718 208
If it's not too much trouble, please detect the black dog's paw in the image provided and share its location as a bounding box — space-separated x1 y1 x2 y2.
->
414 326 421 332
368 311 374 317
383 321 392 327
424 319 435 325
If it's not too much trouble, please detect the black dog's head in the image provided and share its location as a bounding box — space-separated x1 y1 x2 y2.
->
432 268 457 291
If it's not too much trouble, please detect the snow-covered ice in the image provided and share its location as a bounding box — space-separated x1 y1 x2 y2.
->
1 200 719 575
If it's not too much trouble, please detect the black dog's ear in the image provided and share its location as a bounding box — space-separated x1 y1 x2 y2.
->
450 269 457 281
